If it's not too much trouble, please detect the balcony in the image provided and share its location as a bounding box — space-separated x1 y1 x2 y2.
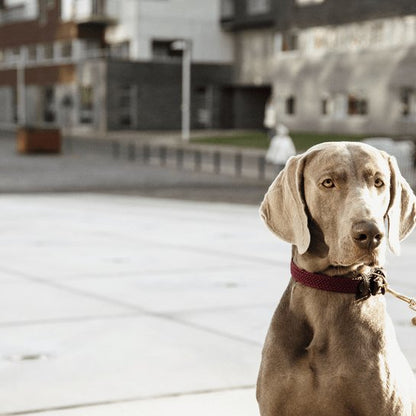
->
0 4 34 25
62 0 117 26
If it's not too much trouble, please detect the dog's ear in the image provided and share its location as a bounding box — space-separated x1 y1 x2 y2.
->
386 155 416 255
260 154 310 254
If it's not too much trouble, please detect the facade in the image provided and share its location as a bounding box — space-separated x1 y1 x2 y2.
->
0 0 234 132
222 0 416 135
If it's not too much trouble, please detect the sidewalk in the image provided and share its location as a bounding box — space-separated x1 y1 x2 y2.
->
0 193 414 415
0 135 269 204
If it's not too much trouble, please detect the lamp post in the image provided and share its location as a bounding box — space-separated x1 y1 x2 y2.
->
171 39 191 142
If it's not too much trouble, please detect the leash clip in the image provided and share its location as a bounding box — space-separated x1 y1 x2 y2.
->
356 268 387 301
408 298 416 312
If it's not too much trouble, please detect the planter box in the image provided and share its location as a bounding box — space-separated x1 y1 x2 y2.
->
17 127 62 154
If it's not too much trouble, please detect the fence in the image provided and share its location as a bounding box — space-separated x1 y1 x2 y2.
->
64 137 279 182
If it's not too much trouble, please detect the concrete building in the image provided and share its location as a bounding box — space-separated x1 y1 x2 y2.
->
222 0 416 136
0 0 235 132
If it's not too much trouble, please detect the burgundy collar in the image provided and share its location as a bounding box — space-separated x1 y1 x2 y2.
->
290 261 387 300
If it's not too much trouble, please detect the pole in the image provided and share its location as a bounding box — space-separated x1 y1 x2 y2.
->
17 54 26 126
182 40 191 142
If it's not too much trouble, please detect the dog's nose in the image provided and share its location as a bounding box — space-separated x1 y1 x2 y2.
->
351 221 384 250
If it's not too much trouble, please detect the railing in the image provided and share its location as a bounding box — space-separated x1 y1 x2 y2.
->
63 136 278 182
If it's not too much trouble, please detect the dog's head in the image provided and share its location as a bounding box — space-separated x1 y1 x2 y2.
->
260 142 416 272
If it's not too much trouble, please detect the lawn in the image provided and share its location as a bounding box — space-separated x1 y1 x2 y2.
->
191 131 365 151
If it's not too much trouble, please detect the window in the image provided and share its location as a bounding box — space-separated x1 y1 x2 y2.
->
195 86 213 128
321 98 328 115
27 45 37 61
61 41 72 58
152 40 182 61
400 87 416 118
91 0 106 15
43 86 55 123
117 85 137 127
285 96 296 115
348 95 368 115
8 47 20 62
221 0 234 18
44 43 54 60
282 32 298 51
246 0 270 15
79 85 93 124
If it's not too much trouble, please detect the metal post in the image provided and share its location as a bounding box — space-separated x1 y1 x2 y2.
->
235 153 242 177
112 140 120 159
17 54 26 126
128 143 136 161
182 40 191 142
171 40 191 142
194 150 202 171
159 146 167 166
143 144 150 163
176 148 184 169
213 151 221 174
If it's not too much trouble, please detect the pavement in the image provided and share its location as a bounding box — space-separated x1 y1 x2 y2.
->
0 193 415 416
0 134 270 205
0 130 415 415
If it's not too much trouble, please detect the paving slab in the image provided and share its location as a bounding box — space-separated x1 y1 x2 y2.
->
0 316 260 415
31 388 259 416
0 193 414 415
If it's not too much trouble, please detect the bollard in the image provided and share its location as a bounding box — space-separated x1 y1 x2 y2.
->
258 156 266 180
143 144 150 163
194 150 202 171
176 148 184 169
213 151 221 174
112 141 120 159
235 152 242 177
159 146 167 166
65 137 72 154
128 143 136 161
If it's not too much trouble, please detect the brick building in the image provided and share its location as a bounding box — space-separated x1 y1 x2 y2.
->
0 0 236 132
222 0 416 135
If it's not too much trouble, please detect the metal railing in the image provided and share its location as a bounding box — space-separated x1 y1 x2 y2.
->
64 136 278 182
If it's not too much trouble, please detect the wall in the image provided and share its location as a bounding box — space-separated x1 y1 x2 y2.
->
105 0 233 64
106 60 232 130
234 28 274 85
270 47 416 135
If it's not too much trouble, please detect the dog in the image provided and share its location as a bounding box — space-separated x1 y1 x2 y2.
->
257 142 416 415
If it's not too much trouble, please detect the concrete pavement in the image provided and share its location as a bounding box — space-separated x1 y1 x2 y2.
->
0 135 269 205
0 193 415 415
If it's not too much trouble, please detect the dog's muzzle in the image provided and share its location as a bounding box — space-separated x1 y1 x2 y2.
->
351 221 384 251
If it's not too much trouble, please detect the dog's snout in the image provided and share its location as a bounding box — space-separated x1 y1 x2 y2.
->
351 221 384 250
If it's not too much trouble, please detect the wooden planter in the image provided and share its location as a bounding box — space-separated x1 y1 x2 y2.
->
17 127 62 154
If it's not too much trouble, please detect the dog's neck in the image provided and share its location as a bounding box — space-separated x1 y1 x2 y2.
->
292 246 374 278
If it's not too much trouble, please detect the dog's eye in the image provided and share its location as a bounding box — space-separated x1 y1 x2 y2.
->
374 178 384 188
322 179 335 188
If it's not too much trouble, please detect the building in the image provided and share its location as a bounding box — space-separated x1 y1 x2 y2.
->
221 0 416 136
0 0 110 132
0 0 235 132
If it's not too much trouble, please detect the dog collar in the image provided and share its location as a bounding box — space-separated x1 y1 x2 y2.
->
290 261 387 300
